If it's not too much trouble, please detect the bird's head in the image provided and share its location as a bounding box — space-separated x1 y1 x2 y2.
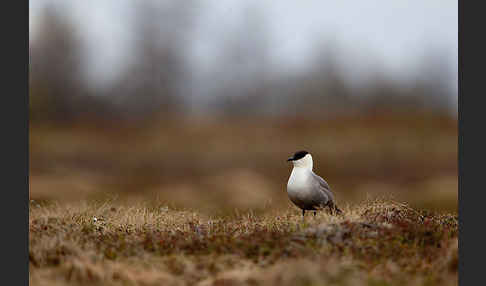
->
287 150 313 170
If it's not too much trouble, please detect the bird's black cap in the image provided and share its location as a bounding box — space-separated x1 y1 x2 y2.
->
287 150 309 161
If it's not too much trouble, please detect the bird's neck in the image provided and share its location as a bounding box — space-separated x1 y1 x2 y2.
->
292 165 312 173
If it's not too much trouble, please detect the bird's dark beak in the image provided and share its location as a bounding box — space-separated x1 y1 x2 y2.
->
287 157 294 162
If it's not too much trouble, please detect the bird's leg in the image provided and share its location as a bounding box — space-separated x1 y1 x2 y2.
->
302 209 305 217
334 205 343 215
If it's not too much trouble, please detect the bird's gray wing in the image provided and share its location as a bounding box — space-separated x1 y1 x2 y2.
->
310 171 335 203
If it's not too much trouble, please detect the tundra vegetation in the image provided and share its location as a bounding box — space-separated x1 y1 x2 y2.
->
29 197 457 286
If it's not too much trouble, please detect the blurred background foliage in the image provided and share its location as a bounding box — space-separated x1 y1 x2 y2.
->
29 1 457 213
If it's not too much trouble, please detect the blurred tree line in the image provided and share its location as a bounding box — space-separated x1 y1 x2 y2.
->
29 3 455 124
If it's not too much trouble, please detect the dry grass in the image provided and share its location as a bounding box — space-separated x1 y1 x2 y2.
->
30 198 458 286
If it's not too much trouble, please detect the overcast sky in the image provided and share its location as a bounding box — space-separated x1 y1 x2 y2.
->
29 0 457 101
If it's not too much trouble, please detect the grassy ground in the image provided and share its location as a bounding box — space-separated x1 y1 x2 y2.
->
29 198 457 286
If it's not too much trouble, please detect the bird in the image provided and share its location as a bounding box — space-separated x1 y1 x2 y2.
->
286 150 342 217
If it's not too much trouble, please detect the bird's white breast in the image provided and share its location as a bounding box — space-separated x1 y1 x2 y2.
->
287 167 313 200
